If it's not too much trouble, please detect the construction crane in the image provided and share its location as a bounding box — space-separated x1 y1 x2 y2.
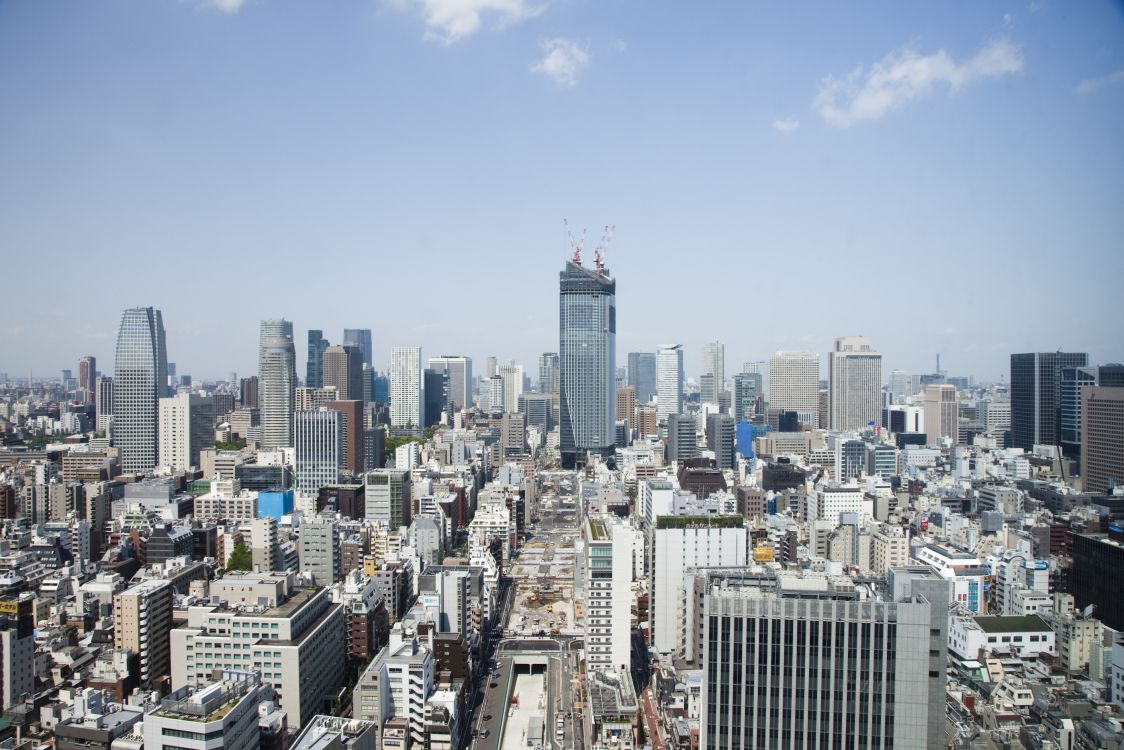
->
564 218 586 265
593 224 615 275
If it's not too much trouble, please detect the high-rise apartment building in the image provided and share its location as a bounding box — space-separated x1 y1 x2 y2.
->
427 355 472 412
922 384 958 445
699 567 948 750
559 259 616 468
767 351 820 427
306 330 329 388
628 352 657 403
259 320 295 449
390 347 423 430
1080 386 1124 496
113 307 168 474
323 345 364 402
78 355 96 404
656 344 684 422
583 517 638 675
342 329 373 368
700 341 724 403
829 336 882 431
96 376 114 433
1010 351 1089 450
294 409 343 497
114 579 173 686
158 393 214 472
537 352 559 395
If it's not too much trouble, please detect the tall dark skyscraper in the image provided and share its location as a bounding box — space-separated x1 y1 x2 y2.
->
1010 351 1088 450
113 307 168 474
423 368 448 427
343 328 373 368
559 257 616 469
627 352 656 403
78 355 96 404
307 330 329 388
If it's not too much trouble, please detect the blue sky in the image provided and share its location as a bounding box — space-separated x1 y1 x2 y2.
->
1 0 1122 383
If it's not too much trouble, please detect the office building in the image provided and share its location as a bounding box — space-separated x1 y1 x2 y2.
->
170 573 345 729
96 375 114 432
1060 366 1098 458
538 352 559 395
923 384 958 445
700 341 724 403
1010 351 1089 450
1072 533 1124 630
667 413 698 464
323 345 364 402
78 355 97 403
260 320 296 449
240 375 259 409
364 469 411 529
628 351 657 403
307 330 329 389
615 385 636 425
294 409 343 497
1081 386 1124 495
343 328 373 368
295 386 338 412
889 368 912 404
251 516 281 572
144 671 269 750
300 514 341 586
114 579 173 686
706 414 736 469
656 344 684 422
158 393 214 472
0 597 34 712
497 363 524 414
354 628 435 746
699 567 948 750
390 347 423 430
732 372 760 422
584 517 638 675
422 369 447 427
767 351 820 427
518 392 554 432
480 375 505 412
113 306 168 474
829 336 882 431
559 258 616 468
427 355 472 412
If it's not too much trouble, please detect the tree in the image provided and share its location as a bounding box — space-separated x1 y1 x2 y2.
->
226 541 252 571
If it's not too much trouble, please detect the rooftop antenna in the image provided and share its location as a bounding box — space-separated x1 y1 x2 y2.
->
564 218 586 265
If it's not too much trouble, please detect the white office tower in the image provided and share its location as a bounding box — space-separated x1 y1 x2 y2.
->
426 355 472 412
698 567 949 750
113 306 168 474
259 320 295 449
889 369 912 404
656 344 684 422
144 671 270 750
767 351 820 427
583 516 639 675
497 363 524 413
294 408 343 498
158 393 213 472
650 515 746 657
829 336 882 431
390 347 423 430
923 383 959 444
700 341 724 403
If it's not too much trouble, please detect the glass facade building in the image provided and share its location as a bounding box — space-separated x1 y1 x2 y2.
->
113 307 168 474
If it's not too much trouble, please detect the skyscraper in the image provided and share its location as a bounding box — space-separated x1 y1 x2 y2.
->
158 393 214 472
325 400 364 475
96 375 114 433
259 320 296 450
1080 386 1124 495
240 375 259 409
390 347 423 430
656 344 684 422
922 384 958 445
889 368 912 404
1060 365 1098 458
559 259 616 468
113 307 168 474
538 352 560 395
427 355 472 412
323 345 364 402
700 341 724 403
732 372 761 422
78 355 96 404
423 369 447 427
306 330 329 388
1010 351 1089 450
342 328 373 368
294 408 343 497
829 336 882 431
627 352 657 403
497 363 524 414
767 351 820 426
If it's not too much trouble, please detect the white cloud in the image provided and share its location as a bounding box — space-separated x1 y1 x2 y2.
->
813 38 1023 127
613 39 627 53
772 117 800 134
401 0 546 44
531 38 590 87
200 0 249 12
1075 68 1124 94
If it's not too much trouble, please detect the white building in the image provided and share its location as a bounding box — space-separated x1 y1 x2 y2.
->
584 516 638 675
914 543 987 613
767 351 821 427
144 671 269 750
947 613 1055 661
700 341 724 404
390 347 423 430
354 625 435 746
817 485 867 524
656 345 684 422
259 321 295 450
828 336 882 431
158 392 212 472
497 363 524 415
294 408 343 497
923 384 958 445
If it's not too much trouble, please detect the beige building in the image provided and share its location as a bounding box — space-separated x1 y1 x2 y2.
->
636 404 658 439
295 386 339 412
616 386 636 426
923 384 958 444
829 337 882 431
114 579 173 686
1081 386 1124 495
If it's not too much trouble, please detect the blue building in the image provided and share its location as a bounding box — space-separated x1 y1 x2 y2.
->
258 490 294 521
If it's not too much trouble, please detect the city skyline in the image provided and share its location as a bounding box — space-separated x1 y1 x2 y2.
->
1 1 1122 381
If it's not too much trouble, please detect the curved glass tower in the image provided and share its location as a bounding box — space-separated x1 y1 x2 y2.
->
559 260 616 469
113 307 167 474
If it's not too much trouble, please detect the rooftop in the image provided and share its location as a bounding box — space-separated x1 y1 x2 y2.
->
973 615 1050 634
